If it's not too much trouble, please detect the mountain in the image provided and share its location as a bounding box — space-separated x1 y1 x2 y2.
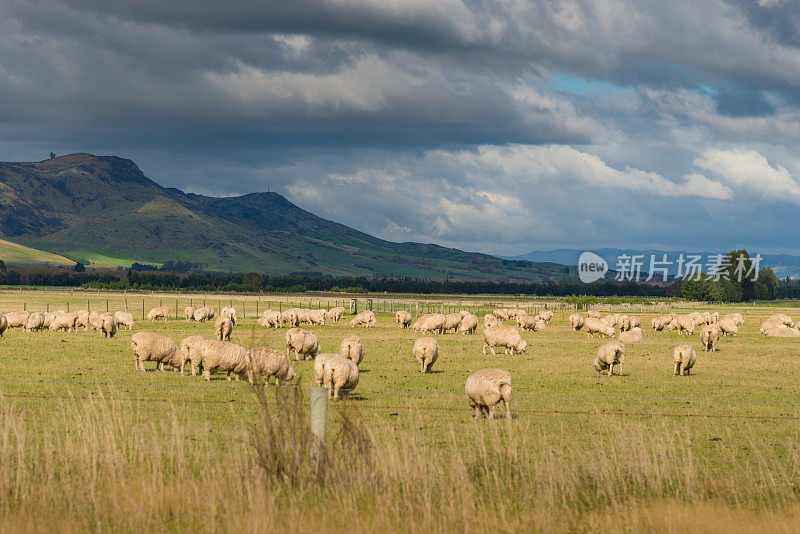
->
0 153 574 281
510 248 800 279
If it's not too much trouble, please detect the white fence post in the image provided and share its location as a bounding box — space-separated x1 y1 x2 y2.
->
310 386 328 476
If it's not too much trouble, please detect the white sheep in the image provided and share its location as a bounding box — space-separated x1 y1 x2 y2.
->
700 324 720 351
131 332 179 372
584 318 614 338
184 306 195 321
594 340 625 376
442 313 462 333
618 327 642 343
718 317 738 337
179 335 207 375
412 337 439 373
322 355 359 400
147 306 169 322
325 307 345 322
215 315 233 341
193 306 213 323
313 353 337 386
465 368 512 419
482 326 527 355
221 306 239 325
416 313 445 334
25 312 45 332
0 313 6 338
350 310 376 328
114 311 134 330
258 310 282 328
5 311 30 329
49 312 77 333
537 310 554 323
340 335 364 365
483 314 500 328
568 313 585 331
100 314 117 338
281 309 300 327
199 340 250 381
673 345 697 376
458 314 479 335
285 327 320 361
247 348 296 386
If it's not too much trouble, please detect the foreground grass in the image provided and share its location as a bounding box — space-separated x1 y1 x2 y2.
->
1 290 800 530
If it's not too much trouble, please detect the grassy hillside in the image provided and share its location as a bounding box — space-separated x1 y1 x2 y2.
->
0 238 75 267
0 153 574 280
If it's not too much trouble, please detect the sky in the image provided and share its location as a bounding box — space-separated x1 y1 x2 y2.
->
1 0 800 256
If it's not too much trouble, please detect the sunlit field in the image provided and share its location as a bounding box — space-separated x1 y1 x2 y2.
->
1 288 800 532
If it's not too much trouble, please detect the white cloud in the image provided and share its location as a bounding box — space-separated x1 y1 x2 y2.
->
695 148 800 202
447 144 733 200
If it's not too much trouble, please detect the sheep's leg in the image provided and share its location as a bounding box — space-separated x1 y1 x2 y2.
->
482 343 487 355
503 398 511 419
608 363 614 377
487 406 494 420
203 369 211 381
473 405 481 419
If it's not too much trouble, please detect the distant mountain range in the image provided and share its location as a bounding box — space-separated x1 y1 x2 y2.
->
508 248 800 279
0 153 575 281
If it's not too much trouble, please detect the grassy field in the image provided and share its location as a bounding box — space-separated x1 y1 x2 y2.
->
0 239 75 267
1 289 800 531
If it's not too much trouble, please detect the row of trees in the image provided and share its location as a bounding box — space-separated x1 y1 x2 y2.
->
0 249 785 302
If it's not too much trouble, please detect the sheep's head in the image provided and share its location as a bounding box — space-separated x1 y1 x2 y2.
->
516 339 528 354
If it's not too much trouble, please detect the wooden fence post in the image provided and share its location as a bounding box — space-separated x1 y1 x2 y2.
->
310 386 328 477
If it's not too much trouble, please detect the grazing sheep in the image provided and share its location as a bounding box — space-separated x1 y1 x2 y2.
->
258 310 282 328
131 332 179 372
247 348 296 386
5 311 29 329
415 313 445 334
74 311 90 331
537 310 554 323
215 315 233 341
313 353 337 386
42 311 60 329
184 306 195 321
282 309 300 328
518 315 545 332
322 355 359 400
711 312 720 324
492 309 510 321
483 314 500 328
25 312 45 332
629 316 641 329
221 307 239 325
443 313 462 334
0 313 6 338
192 307 210 323
350 310 376 328
49 312 77 333
618 327 642 344
725 312 745 326
394 310 412 329
588 310 602 319
618 315 632 332
114 311 134 330
340 335 364 365
100 314 117 338
569 313 585 331
677 315 697 335
458 314 479 335
651 316 669 331
465 369 512 420
482 326 527 355
459 310 471 317
594 341 626 376
718 317 738 337
199 340 249 381
147 306 169 322
673 345 697 376
88 312 103 331
296 309 312 325
700 324 720 351
306 309 326 326
285 328 320 361
325 307 345 322
179 335 207 375
412 337 439 373
584 318 615 338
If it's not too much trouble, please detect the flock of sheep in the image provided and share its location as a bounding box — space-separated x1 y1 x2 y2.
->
2 300 794 420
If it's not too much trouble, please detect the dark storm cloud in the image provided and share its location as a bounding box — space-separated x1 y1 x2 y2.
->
1 0 800 254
